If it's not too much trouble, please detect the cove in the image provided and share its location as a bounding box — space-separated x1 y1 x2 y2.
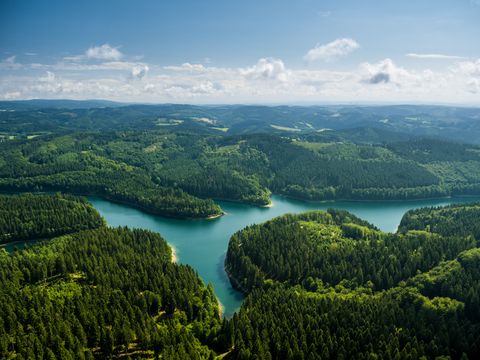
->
89 194 480 318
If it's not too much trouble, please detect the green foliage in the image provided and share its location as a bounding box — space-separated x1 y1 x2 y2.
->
0 195 224 359
399 202 480 240
231 284 477 359
226 209 475 292
2 125 480 219
225 205 480 359
0 193 103 244
0 134 223 218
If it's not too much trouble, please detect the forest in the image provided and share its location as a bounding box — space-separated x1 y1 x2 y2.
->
224 206 480 359
1 127 480 219
2 183 480 359
0 194 228 359
399 202 480 239
0 193 104 244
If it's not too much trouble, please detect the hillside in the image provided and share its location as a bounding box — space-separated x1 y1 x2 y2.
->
1 129 480 218
224 205 480 358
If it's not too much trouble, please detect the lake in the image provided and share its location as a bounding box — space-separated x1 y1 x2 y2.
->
89 194 480 318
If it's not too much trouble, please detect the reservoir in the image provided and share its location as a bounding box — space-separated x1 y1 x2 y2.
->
89 194 480 318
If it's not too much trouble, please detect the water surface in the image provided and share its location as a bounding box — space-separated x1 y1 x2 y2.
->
89 195 480 317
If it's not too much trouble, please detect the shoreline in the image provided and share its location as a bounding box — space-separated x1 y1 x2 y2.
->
207 212 224 220
276 192 480 205
169 244 178 263
217 297 224 318
224 266 249 295
261 201 274 208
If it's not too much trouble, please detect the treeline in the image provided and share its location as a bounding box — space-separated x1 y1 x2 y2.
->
224 205 480 359
0 226 227 359
0 193 103 244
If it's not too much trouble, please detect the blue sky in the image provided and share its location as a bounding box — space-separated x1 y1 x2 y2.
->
1 0 479 104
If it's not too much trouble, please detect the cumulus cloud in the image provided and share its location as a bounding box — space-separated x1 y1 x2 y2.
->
406 53 466 60
368 72 390 84
131 64 149 79
467 79 480 93
455 59 480 77
361 58 413 85
304 38 359 62
40 71 56 82
64 44 123 62
242 58 289 81
86 44 123 60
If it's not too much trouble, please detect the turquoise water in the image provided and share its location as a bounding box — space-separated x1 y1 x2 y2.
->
88 195 480 318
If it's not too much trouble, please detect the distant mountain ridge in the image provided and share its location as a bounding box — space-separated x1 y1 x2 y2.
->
0 99 127 109
1 101 480 144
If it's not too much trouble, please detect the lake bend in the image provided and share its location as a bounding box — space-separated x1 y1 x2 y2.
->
87 194 480 318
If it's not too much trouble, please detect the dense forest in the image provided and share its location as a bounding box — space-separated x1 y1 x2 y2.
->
1 128 480 218
2 180 480 358
0 193 104 244
225 210 476 292
0 194 228 359
399 202 480 239
224 205 480 359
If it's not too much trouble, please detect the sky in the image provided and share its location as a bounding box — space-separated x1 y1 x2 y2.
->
1 0 479 104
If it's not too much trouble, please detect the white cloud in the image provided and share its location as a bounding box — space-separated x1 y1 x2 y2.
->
86 44 123 60
455 59 480 77
164 63 207 72
131 64 149 79
40 71 56 82
64 44 123 62
304 38 359 62
406 53 466 60
361 58 414 85
242 58 289 81
467 79 480 93
1 91 21 100
1 55 480 104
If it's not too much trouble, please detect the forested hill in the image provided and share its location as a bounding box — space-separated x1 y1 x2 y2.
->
224 205 480 358
0 193 104 244
1 130 480 218
0 194 228 359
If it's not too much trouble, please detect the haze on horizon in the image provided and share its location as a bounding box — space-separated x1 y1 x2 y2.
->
1 0 479 105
